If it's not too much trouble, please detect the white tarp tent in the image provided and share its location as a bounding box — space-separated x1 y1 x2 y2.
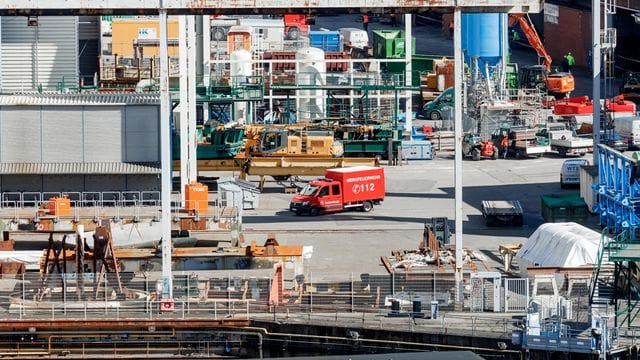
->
0 251 43 270
516 222 606 269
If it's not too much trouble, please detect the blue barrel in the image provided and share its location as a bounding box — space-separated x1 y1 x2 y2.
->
461 13 508 77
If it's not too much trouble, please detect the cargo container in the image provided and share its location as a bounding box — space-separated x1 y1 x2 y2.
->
309 31 343 52
540 193 589 223
289 166 385 215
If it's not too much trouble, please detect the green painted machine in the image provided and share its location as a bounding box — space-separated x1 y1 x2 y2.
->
172 126 245 160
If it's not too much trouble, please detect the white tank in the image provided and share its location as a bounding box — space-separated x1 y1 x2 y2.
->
295 47 326 121
230 49 253 124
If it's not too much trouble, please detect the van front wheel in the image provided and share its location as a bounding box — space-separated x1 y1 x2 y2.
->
362 201 373 212
309 207 320 216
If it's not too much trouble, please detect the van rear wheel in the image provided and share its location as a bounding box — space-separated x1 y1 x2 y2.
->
558 147 567 158
362 201 373 212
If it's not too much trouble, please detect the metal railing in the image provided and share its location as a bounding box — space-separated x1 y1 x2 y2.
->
0 269 605 349
0 190 241 223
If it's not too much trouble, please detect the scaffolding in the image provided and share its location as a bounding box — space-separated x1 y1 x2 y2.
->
590 144 640 330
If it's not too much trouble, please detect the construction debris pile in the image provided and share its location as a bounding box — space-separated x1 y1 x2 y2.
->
381 223 489 273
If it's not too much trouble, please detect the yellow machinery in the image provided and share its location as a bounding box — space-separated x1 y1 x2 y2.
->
242 124 344 158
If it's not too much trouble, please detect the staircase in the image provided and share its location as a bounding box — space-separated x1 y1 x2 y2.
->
589 229 617 317
590 250 615 317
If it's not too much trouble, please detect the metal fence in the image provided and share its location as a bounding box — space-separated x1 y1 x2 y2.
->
0 271 592 323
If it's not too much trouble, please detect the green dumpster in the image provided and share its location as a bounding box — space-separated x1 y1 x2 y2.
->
540 194 589 223
372 30 416 59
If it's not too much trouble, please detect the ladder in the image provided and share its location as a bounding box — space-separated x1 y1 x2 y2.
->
601 0 617 98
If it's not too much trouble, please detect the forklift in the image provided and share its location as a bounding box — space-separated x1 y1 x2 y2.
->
462 133 499 161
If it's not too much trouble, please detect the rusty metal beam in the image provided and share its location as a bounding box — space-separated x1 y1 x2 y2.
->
0 319 249 331
0 0 541 15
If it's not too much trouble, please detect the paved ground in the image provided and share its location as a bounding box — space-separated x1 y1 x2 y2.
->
224 152 600 280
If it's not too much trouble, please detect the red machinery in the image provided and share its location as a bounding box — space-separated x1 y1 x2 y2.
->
509 14 575 96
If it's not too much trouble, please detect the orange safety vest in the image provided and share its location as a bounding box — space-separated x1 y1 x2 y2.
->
363 15 369 23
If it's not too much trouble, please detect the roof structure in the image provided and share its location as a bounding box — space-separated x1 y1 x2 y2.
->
0 93 160 106
0 162 161 175
0 0 541 15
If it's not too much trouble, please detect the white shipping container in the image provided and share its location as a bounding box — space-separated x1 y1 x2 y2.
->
579 165 598 214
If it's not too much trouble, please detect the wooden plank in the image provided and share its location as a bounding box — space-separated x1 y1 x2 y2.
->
380 256 394 274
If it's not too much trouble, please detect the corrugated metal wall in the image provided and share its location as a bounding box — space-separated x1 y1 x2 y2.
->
0 174 159 193
0 17 78 93
83 106 123 162
0 107 42 163
125 106 159 162
42 175 84 192
0 175 42 192
42 106 83 163
126 175 160 191
0 105 159 163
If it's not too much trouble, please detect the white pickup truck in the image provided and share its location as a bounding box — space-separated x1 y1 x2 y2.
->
537 128 593 157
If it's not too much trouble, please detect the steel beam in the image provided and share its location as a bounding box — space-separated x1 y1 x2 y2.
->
404 14 413 137
159 9 173 300
187 15 198 183
453 8 463 308
592 0 602 166
0 319 249 331
179 15 189 203
0 0 541 15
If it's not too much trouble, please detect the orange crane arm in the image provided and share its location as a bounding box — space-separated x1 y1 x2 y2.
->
509 14 552 72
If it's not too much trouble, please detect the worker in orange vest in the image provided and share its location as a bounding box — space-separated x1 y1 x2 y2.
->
362 13 369 31
501 134 509 159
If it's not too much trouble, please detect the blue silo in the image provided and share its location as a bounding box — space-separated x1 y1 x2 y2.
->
461 13 508 78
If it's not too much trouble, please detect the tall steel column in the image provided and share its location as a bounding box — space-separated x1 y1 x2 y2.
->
453 8 464 306
404 13 413 136
159 8 173 299
592 0 601 166
179 15 189 201
202 16 211 128
187 15 198 182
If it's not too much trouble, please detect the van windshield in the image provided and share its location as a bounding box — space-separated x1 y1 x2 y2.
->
299 185 319 196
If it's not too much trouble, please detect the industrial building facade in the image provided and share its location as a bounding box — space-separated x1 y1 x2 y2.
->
0 94 161 193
